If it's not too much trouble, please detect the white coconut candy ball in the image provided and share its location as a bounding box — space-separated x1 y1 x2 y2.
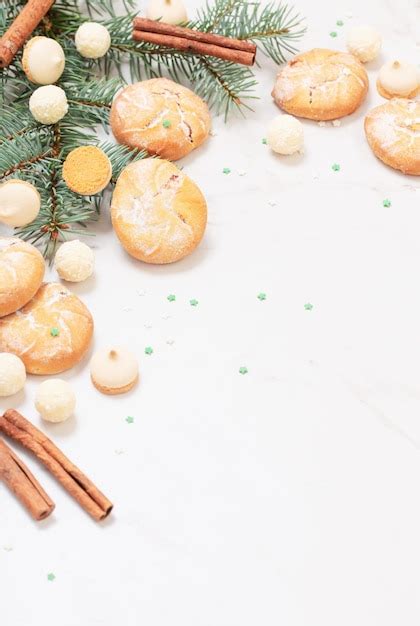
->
0 353 26 397
346 25 382 63
266 114 304 155
35 379 76 423
146 0 188 24
29 85 68 124
0 179 41 227
22 36 65 85
75 22 111 59
55 239 94 283
378 60 420 97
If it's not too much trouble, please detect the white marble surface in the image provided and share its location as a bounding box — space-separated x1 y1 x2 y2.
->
1 1 420 624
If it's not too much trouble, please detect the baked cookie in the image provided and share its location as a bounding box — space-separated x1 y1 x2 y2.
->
0 282 94 374
0 238 45 317
90 347 139 395
111 158 207 264
110 77 211 160
364 99 420 176
272 48 369 121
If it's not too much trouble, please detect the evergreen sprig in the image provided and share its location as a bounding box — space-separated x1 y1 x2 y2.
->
0 0 304 260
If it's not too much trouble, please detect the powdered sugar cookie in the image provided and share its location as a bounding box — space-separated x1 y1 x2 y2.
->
111 158 207 264
364 99 420 175
110 77 211 160
0 282 94 374
272 48 369 121
0 238 45 317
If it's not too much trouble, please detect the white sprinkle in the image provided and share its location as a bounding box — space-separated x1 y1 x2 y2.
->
3 545 13 552
122 306 133 312
144 322 152 329
345 11 353 18
137 289 146 296
318 121 327 127
114 449 125 455
209 129 217 137
166 338 175 345
332 120 341 127
237 170 247 176
161 313 171 320
313 173 320 180
268 201 277 207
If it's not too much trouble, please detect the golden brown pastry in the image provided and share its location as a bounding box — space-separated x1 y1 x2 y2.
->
272 48 369 121
62 146 112 195
111 158 207 264
364 99 420 176
110 77 211 160
0 282 94 374
0 238 45 317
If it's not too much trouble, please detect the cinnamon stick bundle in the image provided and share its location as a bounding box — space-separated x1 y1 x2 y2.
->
0 410 113 522
132 18 257 66
0 438 54 521
0 0 56 68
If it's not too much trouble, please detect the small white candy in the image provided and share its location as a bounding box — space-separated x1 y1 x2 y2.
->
55 240 94 282
29 85 68 124
75 22 111 59
378 60 420 97
35 379 76 423
332 120 341 127
22 36 65 85
346 24 382 62
146 0 188 25
0 353 26 397
0 180 40 227
266 114 304 156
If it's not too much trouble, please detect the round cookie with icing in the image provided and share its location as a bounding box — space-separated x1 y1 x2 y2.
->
364 99 420 176
111 158 207 264
272 48 369 121
0 238 45 317
377 60 420 100
90 347 139 395
110 77 211 161
0 282 94 374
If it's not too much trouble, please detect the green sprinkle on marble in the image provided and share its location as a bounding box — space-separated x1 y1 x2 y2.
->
257 292 267 301
336 19 344 26
47 573 55 582
145 346 153 355
239 366 248 375
331 163 340 172
304 303 313 311
162 119 171 128
383 198 392 208
262 137 267 144
50 327 60 337
330 31 338 38
167 294 176 302
126 416 134 424
190 299 198 306
223 167 231 174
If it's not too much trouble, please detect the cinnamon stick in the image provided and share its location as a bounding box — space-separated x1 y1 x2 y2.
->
0 0 56 68
132 18 256 66
0 438 54 521
0 410 113 522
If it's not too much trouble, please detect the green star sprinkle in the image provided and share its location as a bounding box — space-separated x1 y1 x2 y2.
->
336 19 344 26
190 299 198 306
257 292 267 301
125 416 134 424
331 163 340 172
262 137 267 144
383 198 392 208
330 31 338 37
145 346 153 355
50 327 60 337
239 366 248 375
47 573 55 582
162 119 171 128
304 303 313 311
223 167 231 174
167 294 176 302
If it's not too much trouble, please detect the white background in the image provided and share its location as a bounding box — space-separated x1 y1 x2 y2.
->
1 0 420 624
